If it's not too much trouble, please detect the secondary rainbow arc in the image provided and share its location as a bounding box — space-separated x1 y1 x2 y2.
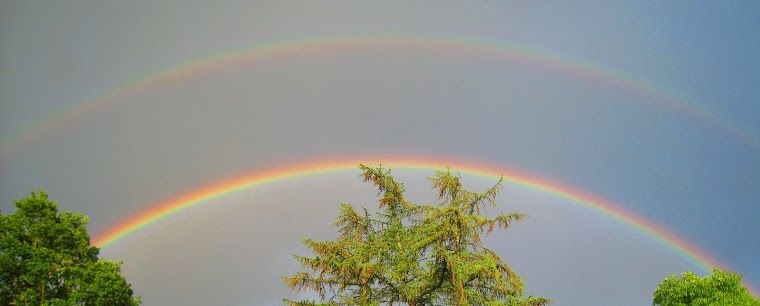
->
2 34 758 159
91 156 758 296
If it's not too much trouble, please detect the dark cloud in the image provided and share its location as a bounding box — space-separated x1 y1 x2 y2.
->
2 2 759 304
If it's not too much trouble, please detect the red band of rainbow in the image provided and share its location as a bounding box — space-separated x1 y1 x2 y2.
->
90 156 758 296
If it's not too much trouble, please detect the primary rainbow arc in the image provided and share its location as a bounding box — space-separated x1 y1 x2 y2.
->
92 156 759 296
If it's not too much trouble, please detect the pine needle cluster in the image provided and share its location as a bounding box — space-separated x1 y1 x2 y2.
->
283 164 553 305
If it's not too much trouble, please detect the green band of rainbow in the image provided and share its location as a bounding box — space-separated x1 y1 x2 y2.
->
3 34 758 158
90 156 757 296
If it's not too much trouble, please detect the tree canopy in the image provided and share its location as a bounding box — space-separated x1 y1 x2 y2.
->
283 164 553 305
653 269 759 306
0 191 140 305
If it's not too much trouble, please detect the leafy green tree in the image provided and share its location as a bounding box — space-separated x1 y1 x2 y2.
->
653 269 759 306
283 165 553 305
0 191 141 305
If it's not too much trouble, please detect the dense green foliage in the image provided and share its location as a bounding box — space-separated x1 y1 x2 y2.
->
0 191 140 305
653 269 759 306
283 165 553 305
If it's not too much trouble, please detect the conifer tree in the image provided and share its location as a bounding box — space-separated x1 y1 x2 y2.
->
283 164 553 305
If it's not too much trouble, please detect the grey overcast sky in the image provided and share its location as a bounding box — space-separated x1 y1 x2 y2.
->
1 2 759 305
